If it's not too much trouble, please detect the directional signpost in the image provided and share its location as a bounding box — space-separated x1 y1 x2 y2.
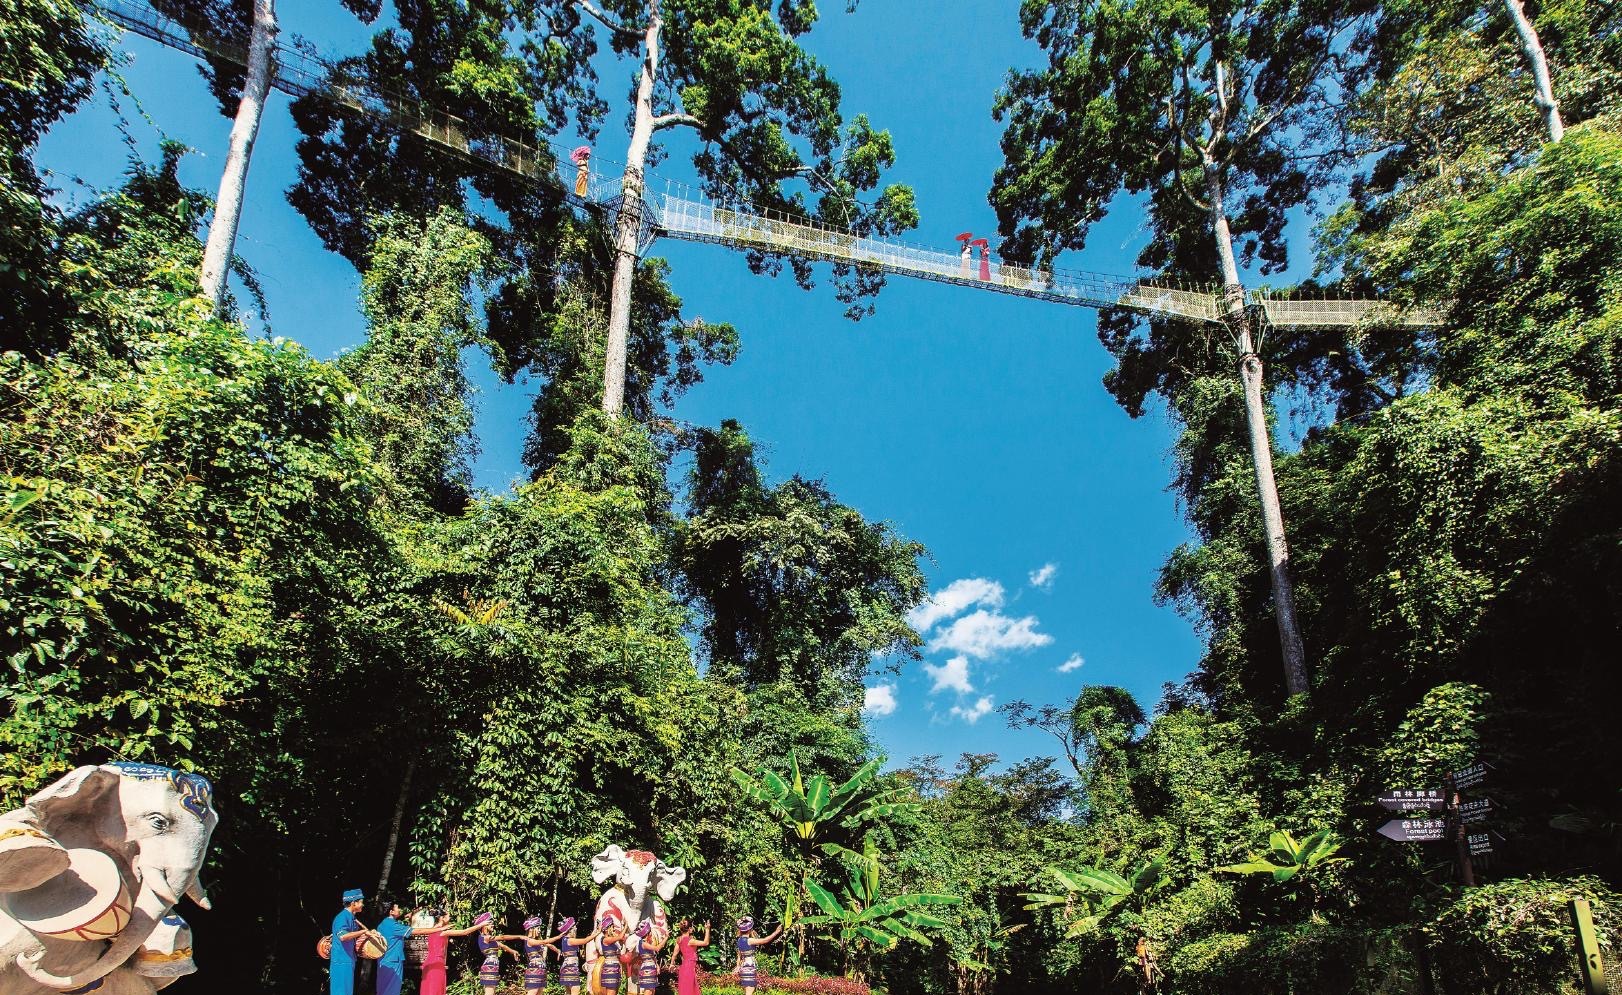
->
1375 760 1497 887
1378 817 1449 842
1377 789 1446 811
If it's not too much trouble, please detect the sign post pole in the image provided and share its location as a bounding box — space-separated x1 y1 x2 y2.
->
1570 898 1607 995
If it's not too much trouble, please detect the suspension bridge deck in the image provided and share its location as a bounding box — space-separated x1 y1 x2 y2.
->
92 0 1445 331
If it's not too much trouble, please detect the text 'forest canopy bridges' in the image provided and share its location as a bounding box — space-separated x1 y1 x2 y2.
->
93 0 1443 331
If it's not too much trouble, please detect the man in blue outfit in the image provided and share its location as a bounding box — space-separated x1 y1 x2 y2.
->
331 888 368 995
375 899 414 995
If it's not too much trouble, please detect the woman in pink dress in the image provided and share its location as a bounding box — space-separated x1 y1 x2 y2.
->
419 910 483 995
671 919 710 995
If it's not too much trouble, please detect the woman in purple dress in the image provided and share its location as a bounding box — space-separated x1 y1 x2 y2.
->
596 916 627 995
557 916 600 995
498 916 563 994
629 920 661 995
734 917 782 995
473 913 519 992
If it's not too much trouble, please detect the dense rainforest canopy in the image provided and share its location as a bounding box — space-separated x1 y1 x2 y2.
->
3 0 1622 992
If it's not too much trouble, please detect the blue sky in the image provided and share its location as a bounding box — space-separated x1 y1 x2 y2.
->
34 0 1332 771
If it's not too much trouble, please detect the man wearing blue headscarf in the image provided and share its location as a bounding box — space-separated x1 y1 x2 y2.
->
331 888 368 995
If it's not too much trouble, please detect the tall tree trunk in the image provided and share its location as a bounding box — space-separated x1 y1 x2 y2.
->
1503 0 1564 143
377 760 416 899
1205 164 1311 698
546 866 560 936
199 0 277 311
603 1 663 418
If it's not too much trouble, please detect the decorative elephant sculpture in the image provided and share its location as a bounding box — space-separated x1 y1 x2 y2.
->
585 845 685 990
0 763 218 993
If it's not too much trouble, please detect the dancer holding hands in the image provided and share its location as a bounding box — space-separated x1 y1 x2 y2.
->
671 919 710 995
735 917 782 995
500 916 564 994
473 912 520 993
557 915 601 995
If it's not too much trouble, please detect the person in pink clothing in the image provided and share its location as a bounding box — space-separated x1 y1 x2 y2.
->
419 909 483 995
669 919 710 995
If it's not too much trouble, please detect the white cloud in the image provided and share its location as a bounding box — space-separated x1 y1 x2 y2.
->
907 578 1005 633
950 695 995 724
863 683 898 717
929 609 1052 659
1057 653 1085 673
924 656 974 695
1028 563 1058 590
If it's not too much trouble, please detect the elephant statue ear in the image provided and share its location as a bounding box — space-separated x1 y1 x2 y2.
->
653 863 687 902
592 845 627 885
0 767 116 893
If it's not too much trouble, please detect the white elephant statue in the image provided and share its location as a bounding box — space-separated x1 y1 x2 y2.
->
585 845 686 988
0 763 218 993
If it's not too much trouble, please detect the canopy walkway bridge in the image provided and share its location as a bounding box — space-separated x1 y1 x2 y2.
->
92 0 1444 331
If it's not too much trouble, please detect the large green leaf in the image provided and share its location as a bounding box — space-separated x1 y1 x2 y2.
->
804 773 832 817
829 757 884 808
862 892 962 921
805 879 846 919
855 925 897 949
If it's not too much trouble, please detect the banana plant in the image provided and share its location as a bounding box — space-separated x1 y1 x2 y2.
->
1215 828 1347 883
733 751 920 965
732 750 918 842
1022 857 1168 936
801 834 961 979
1216 828 1347 915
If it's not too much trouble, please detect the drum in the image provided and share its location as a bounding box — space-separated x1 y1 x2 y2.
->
318 935 333 960
1 847 132 942
0 820 69 892
356 929 389 960
408 910 437 966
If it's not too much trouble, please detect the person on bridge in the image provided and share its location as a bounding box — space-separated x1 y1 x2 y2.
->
956 232 974 276
972 238 992 281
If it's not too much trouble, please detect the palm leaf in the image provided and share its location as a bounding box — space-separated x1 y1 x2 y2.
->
804 774 832 817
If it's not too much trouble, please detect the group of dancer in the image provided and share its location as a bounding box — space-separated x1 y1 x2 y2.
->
329 887 784 995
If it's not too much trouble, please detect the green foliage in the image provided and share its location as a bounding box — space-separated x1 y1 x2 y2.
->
678 419 926 698
340 207 494 513
0 0 106 348
802 833 962 976
1426 876 1622 995
1217 829 1347 885
1025 858 1170 937
734 751 914 845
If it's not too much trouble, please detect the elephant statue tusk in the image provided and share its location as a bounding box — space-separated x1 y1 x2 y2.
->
185 877 211 911
16 879 177 990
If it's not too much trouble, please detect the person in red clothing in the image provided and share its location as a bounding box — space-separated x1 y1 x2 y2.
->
669 919 710 995
418 910 482 995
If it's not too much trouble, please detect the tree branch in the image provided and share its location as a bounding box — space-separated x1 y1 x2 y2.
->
651 112 700 131
573 0 639 37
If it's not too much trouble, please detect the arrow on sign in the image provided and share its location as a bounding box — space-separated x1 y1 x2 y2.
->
1378 818 1448 843
1377 789 1445 811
